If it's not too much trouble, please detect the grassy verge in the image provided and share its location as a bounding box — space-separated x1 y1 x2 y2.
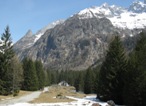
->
31 85 86 103
0 90 32 101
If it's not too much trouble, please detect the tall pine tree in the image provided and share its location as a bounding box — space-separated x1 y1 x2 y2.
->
84 68 95 94
97 36 127 104
0 26 15 95
10 56 23 96
74 72 84 92
123 31 146 105
22 58 38 91
44 69 51 86
35 60 45 90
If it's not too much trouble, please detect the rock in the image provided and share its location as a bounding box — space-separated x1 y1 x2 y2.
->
92 103 101 106
56 93 67 99
58 81 69 86
107 100 115 106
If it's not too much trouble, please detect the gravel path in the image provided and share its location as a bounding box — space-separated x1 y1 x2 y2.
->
0 91 41 106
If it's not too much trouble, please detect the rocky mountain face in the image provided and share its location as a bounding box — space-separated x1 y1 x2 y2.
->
14 1 146 70
14 20 64 59
14 20 64 51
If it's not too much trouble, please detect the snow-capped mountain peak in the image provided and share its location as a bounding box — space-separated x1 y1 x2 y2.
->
128 1 146 13
78 7 97 19
78 3 126 19
100 2 109 8
14 0 146 70
77 1 146 29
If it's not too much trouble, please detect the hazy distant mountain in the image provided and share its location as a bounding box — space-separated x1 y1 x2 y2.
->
14 1 146 70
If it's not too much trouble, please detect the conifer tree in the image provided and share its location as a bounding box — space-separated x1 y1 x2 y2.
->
0 26 15 95
94 68 100 94
50 72 57 84
123 31 146 105
10 56 23 96
22 58 38 91
84 68 95 94
97 36 127 104
74 72 84 92
44 69 51 86
35 60 45 89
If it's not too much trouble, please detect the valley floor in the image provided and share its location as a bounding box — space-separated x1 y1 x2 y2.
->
0 86 108 106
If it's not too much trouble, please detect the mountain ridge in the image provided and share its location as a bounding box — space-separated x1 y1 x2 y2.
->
14 0 146 70
76 1 146 29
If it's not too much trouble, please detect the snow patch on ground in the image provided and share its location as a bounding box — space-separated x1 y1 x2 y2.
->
0 87 108 106
1 95 108 106
42 87 49 93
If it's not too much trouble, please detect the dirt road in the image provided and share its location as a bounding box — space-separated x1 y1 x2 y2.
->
0 91 42 106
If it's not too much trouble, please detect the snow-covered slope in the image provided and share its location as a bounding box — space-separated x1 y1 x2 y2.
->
109 12 146 29
77 1 146 29
78 3 126 19
34 20 64 43
128 1 146 13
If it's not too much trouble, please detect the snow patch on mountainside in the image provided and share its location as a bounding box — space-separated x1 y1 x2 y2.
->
78 3 126 19
34 20 64 43
34 33 44 43
77 1 146 29
109 12 146 29
128 1 146 13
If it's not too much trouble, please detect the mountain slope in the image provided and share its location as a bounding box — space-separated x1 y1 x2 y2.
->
14 20 64 50
23 17 117 70
14 1 146 70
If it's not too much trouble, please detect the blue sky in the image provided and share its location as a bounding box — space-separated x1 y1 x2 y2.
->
0 0 143 42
